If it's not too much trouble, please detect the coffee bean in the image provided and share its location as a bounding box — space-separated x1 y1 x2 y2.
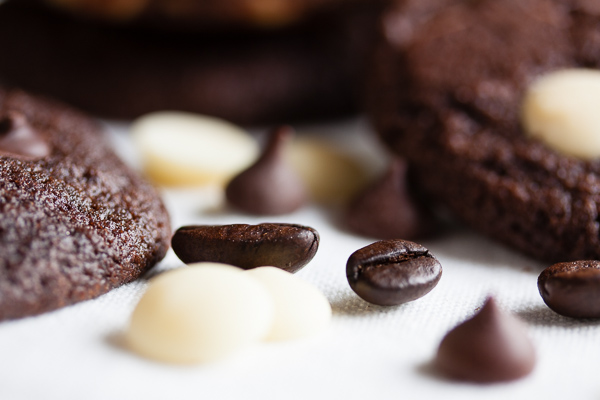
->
346 239 441 306
538 260 600 318
171 223 319 273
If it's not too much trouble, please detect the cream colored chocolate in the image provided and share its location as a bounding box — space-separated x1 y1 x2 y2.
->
522 68 600 160
127 263 273 364
131 112 259 186
285 138 370 205
245 267 332 341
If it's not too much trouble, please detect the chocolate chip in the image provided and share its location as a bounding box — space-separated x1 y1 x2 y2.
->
0 116 12 133
225 126 306 215
346 239 441 306
171 223 319 273
435 297 536 383
345 159 435 240
0 111 51 160
538 260 600 318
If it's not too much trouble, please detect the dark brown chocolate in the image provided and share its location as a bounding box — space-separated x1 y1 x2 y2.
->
226 126 307 215
435 297 536 383
0 110 51 160
345 159 435 240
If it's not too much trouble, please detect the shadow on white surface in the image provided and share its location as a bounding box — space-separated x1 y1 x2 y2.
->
330 291 410 317
515 305 600 328
416 359 447 381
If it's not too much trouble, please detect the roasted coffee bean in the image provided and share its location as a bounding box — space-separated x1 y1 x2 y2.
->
538 260 600 318
171 223 319 273
346 239 441 306
435 297 536 383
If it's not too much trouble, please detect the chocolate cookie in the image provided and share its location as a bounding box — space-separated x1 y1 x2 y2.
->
0 88 171 321
41 0 368 30
367 0 600 262
0 1 382 125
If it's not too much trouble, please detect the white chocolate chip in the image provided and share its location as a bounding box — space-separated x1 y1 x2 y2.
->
245 267 331 341
285 137 370 205
126 263 273 364
131 112 259 186
522 68 600 160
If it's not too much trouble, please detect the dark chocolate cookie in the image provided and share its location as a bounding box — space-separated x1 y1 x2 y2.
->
40 0 368 30
367 0 600 262
0 1 382 125
0 88 171 321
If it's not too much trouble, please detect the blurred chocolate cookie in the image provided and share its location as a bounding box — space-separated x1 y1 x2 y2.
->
367 0 600 262
0 1 382 124
41 0 368 30
0 88 170 321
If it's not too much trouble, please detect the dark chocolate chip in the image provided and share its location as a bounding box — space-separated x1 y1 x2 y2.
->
538 260 600 318
346 239 441 306
225 126 307 215
435 297 536 383
0 111 51 160
171 223 319 273
345 158 436 240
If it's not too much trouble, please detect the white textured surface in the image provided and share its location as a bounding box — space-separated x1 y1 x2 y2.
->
1 118 599 399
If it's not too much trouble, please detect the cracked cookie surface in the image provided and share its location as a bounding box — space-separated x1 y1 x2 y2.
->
0 88 170 321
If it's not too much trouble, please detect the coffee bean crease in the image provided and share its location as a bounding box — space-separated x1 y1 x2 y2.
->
346 239 441 306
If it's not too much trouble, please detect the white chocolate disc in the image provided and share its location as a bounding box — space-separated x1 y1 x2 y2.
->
127 263 273 364
522 68 600 160
132 112 259 186
285 137 370 205
245 267 331 341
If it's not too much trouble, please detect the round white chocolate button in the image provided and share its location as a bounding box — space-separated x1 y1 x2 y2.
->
127 263 273 364
522 68 600 160
245 267 331 341
131 111 259 186
285 138 370 205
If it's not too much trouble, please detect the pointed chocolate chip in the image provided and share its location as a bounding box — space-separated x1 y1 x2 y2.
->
346 159 436 240
225 126 306 215
0 111 51 160
171 223 319 273
435 297 536 383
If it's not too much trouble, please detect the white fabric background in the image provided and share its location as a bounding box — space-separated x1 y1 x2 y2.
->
1 118 598 400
